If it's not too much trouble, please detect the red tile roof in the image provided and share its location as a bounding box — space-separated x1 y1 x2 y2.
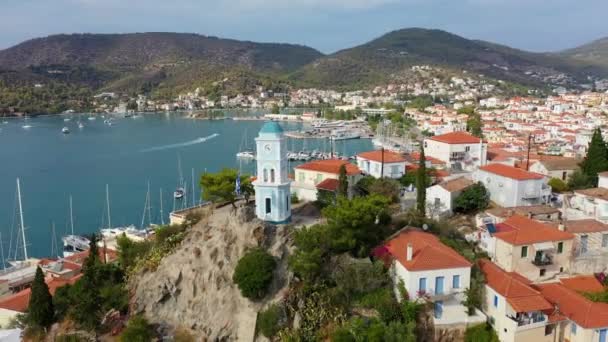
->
562 219 608 234
478 163 545 180
316 178 339 192
0 274 82 313
493 215 574 245
429 132 482 144
357 150 406 163
560 276 605 293
384 229 472 271
478 260 553 313
535 283 608 329
295 159 360 175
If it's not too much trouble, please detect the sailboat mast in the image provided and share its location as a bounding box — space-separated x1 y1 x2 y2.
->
192 168 195 207
159 188 165 225
69 195 74 236
0 232 5 270
16 178 28 260
106 184 112 228
147 181 152 226
51 222 58 258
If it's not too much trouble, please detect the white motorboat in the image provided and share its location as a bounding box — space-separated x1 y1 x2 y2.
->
236 151 255 159
330 128 360 141
62 127 70 134
22 125 32 129
78 122 84 129
88 116 96 121
62 235 90 257
174 187 185 199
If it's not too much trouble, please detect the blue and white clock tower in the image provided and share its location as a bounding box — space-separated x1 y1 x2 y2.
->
253 122 291 223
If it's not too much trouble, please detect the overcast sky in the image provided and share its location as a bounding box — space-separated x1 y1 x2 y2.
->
2 0 607 53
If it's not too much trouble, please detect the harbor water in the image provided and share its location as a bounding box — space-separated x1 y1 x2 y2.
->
0 113 373 257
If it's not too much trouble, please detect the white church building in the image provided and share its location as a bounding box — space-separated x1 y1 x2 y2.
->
253 122 292 223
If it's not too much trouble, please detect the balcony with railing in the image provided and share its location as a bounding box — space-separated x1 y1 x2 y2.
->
532 251 552 266
507 311 547 331
449 152 466 161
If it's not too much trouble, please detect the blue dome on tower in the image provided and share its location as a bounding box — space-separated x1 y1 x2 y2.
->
259 121 284 134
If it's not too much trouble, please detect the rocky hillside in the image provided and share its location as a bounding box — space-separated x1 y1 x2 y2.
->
559 36 608 68
130 204 293 340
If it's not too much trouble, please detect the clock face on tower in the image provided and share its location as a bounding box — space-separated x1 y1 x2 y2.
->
264 144 272 153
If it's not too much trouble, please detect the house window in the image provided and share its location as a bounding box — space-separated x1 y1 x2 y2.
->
419 278 427 293
434 301 443 319
603 234 608 248
286 195 289 212
571 323 577 335
270 169 275 183
562 171 567 180
453 275 460 289
465 146 471 152
545 324 553 336
493 295 498 307
557 242 564 254
540 269 546 277
265 198 271 214
521 246 528 258
263 169 268 182
435 276 445 295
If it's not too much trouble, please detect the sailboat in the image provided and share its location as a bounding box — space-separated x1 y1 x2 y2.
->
236 129 255 160
174 156 185 199
99 185 145 241
140 181 154 229
61 195 90 257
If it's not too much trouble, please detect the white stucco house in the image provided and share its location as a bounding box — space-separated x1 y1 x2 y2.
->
473 163 551 207
356 150 407 179
424 131 487 172
599 172 608 189
252 122 292 223
528 158 581 181
479 260 555 342
291 160 361 202
566 188 608 223
425 177 475 217
380 229 485 326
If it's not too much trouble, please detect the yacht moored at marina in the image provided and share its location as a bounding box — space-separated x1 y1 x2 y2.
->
330 128 360 141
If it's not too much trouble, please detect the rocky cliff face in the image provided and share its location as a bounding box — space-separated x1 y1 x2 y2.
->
130 203 293 340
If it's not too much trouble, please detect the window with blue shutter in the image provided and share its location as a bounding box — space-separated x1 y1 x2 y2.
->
453 275 460 289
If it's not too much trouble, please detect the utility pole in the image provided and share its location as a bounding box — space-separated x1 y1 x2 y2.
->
526 134 534 171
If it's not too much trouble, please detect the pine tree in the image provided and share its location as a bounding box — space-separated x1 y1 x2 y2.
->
338 164 348 197
27 266 54 329
416 144 427 215
580 127 608 186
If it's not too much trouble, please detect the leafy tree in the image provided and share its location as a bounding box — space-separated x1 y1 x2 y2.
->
416 145 427 215
200 168 253 208
548 178 568 193
27 267 54 330
257 304 284 338
457 106 475 115
568 170 593 190
464 323 499 342
120 315 153 342
233 248 276 300
368 178 401 203
271 104 280 114
338 165 348 197
466 113 483 138
116 234 152 270
453 182 490 214
289 225 329 281
580 127 608 186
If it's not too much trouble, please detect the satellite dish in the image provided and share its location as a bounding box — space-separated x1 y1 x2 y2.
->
422 224 429 231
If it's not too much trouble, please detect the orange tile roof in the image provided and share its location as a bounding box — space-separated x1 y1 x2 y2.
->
384 229 471 271
478 163 545 180
0 274 82 313
316 178 339 192
357 150 406 163
439 177 475 193
575 188 608 201
560 276 605 293
562 219 608 234
535 283 608 329
478 260 553 313
295 159 360 176
429 131 482 144
494 215 574 245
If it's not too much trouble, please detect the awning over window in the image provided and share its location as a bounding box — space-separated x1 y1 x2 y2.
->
533 242 555 251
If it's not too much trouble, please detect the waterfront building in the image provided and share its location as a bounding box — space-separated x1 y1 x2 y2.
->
356 149 407 179
423 132 487 172
291 159 361 202
253 122 292 223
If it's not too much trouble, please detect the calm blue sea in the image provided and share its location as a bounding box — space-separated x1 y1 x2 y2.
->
0 113 373 258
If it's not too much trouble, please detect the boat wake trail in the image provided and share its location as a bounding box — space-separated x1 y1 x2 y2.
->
141 133 220 152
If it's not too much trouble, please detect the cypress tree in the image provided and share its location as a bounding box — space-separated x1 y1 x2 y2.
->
416 144 427 215
27 266 54 329
338 164 348 197
580 128 608 186
72 233 102 330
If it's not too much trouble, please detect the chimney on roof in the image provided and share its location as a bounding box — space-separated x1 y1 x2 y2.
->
406 243 413 261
